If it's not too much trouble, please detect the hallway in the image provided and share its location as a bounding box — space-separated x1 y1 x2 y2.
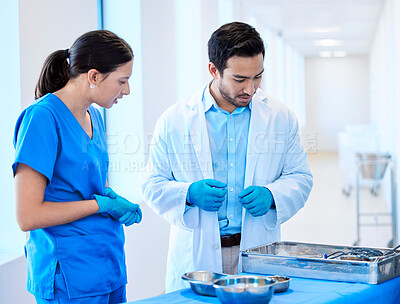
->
282 152 393 249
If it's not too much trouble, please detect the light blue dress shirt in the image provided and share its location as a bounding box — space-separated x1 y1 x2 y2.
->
202 84 251 236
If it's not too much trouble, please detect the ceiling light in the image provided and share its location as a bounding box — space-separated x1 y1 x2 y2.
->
333 51 347 57
306 27 341 33
313 39 343 47
319 51 332 58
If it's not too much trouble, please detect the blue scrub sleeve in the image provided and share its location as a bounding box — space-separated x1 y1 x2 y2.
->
13 105 58 182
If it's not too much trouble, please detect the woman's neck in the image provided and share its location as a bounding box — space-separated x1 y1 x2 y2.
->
53 78 91 121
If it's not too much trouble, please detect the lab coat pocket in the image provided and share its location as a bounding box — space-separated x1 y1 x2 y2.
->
55 233 126 298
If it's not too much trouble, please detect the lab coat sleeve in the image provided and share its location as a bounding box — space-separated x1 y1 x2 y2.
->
264 111 313 229
141 115 199 230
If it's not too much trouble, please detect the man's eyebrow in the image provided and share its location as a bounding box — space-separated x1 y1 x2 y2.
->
232 69 264 79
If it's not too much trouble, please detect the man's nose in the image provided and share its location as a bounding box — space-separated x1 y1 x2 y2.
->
243 80 256 95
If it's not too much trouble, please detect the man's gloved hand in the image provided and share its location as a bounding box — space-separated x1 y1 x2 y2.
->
238 186 274 217
93 187 142 225
187 179 227 211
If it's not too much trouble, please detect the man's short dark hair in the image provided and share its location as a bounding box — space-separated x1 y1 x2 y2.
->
208 22 265 75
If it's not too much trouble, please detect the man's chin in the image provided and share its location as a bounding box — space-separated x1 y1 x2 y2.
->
232 99 251 108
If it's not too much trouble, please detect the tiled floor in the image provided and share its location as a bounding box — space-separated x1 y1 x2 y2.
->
281 152 393 249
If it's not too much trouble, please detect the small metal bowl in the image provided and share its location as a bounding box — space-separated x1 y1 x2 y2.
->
269 275 290 293
182 271 227 296
213 275 276 304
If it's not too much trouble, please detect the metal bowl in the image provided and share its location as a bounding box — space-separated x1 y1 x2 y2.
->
182 271 227 296
213 275 276 304
269 275 290 293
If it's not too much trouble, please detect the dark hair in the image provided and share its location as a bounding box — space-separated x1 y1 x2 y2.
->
35 30 133 99
208 22 265 75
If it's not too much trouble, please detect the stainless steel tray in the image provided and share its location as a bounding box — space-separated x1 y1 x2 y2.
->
241 241 400 284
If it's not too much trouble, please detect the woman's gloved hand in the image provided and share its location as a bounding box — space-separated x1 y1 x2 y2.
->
93 187 142 225
238 186 274 217
117 210 142 227
186 179 227 211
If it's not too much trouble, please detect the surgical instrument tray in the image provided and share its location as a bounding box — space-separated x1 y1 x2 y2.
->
241 241 400 284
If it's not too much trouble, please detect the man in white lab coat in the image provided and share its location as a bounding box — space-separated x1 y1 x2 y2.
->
142 22 313 292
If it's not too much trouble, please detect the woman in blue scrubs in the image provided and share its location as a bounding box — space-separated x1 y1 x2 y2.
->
13 30 141 303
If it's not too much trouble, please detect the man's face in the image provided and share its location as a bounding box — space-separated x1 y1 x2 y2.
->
214 54 264 108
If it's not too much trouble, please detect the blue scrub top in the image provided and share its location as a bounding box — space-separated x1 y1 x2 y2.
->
13 94 126 300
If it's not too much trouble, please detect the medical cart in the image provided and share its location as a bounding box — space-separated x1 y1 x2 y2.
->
354 153 397 247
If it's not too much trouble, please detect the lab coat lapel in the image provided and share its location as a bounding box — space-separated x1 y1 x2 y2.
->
244 90 271 187
186 87 221 271
185 87 214 180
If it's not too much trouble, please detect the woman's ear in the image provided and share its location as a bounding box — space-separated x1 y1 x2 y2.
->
87 69 100 88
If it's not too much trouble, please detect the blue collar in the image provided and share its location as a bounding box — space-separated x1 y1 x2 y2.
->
202 82 252 114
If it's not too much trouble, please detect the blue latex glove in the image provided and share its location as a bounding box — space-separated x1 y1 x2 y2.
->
187 179 227 211
238 186 274 217
118 210 142 226
93 187 142 225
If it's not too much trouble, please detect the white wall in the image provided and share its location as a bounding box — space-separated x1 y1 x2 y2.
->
19 0 98 109
260 27 306 128
369 0 400 243
304 57 370 152
141 0 178 142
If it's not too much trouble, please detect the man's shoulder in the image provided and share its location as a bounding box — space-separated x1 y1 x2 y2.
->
160 86 205 118
253 90 298 127
159 99 187 121
254 90 291 114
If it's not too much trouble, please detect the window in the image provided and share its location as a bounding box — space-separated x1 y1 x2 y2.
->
0 0 25 263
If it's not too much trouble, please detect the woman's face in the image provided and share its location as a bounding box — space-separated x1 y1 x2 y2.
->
94 60 133 109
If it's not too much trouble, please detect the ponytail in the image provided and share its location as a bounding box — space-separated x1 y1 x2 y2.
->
34 49 70 99
34 30 133 100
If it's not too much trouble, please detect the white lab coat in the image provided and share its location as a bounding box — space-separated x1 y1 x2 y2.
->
142 84 313 292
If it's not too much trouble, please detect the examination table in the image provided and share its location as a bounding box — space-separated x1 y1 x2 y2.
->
126 275 400 304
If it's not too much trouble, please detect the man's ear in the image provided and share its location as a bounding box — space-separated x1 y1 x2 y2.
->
208 62 220 79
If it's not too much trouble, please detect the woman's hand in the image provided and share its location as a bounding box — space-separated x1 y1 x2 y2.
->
93 187 142 226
